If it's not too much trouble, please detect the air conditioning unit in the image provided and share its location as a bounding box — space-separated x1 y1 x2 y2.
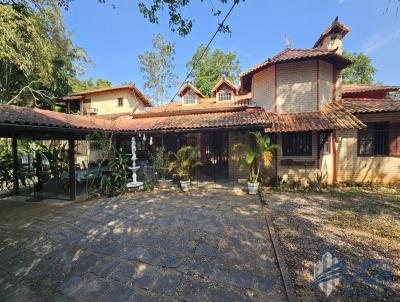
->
86 107 98 115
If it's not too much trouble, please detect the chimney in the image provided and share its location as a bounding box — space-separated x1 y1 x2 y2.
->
313 17 350 55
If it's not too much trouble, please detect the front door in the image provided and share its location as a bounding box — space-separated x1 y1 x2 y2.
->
200 132 229 181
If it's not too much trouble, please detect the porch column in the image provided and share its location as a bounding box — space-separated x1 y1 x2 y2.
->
12 134 18 195
317 131 320 170
332 130 337 183
68 139 76 201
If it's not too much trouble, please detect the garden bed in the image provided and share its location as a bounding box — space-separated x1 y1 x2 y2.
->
264 187 400 301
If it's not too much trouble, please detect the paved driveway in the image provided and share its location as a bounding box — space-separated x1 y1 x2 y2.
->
0 190 285 301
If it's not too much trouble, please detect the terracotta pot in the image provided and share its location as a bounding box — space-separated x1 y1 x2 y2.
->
247 181 259 195
180 180 190 192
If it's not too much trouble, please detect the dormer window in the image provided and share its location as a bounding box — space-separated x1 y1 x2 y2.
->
182 90 197 105
217 90 233 101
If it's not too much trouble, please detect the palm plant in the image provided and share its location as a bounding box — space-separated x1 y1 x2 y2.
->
168 146 202 182
234 132 279 184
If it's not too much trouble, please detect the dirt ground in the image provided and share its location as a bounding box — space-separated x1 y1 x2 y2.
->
265 187 400 301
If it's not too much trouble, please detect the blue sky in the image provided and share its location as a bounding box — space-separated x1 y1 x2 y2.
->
63 0 400 97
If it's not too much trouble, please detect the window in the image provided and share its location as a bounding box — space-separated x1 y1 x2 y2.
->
118 97 123 107
358 123 389 156
282 132 312 156
183 91 196 105
318 132 331 155
217 90 232 101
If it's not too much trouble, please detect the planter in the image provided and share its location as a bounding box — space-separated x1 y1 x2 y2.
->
247 181 259 195
180 180 190 192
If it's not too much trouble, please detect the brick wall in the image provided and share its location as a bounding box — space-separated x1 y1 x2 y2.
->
251 60 337 113
277 60 318 113
251 66 275 112
319 60 333 109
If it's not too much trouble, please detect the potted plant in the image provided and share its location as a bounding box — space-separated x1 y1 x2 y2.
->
168 146 202 192
234 132 279 195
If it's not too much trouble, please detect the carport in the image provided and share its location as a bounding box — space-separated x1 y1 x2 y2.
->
0 104 115 201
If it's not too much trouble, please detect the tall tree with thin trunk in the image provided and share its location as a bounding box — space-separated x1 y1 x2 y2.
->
0 1 89 108
138 33 179 105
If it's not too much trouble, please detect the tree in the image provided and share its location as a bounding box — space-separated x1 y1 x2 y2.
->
342 51 377 84
69 77 112 93
0 2 89 107
138 33 179 105
186 45 240 97
0 0 243 36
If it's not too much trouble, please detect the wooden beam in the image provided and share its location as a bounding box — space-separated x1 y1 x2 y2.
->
68 139 76 201
12 134 18 195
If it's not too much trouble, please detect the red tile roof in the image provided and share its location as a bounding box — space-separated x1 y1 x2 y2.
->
177 82 205 98
240 48 352 92
116 109 271 132
342 84 400 95
0 102 364 134
240 48 351 78
142 93 253 114
211 77 238 94
62 84 152 106
265 103 365 133
339 99 400 113
0 104 115 131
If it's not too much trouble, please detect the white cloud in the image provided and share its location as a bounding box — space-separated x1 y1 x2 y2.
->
337 0 345 4
363 30 400 54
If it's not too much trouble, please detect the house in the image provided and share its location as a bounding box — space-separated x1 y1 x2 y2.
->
60 84 152 115
59 84 152 164
337 84 400 183
0 17 399 201
115 17 399 185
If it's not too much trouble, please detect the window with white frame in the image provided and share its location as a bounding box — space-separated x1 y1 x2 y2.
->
217 90 232 101
182 90 197 105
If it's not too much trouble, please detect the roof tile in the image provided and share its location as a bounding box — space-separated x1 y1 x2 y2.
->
339 98 400 113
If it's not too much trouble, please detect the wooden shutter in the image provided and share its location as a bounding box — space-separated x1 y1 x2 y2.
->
389 123 400 156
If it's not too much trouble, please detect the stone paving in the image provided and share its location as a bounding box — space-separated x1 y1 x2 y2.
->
0 189 285 301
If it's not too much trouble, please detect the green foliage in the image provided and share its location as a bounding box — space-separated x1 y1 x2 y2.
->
0 1 89 107
137 169 153 191
69 77 112 93
233 132 279 183
186 45 241 97
138 33 179 105
111 149 129 193
5 0 243 37
85 131 114 193
168 146 202 181
0 140 13 192
85 132 131 195
36 141 68 180
342 51 377 84
150 146 171 181
137 0 242 36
